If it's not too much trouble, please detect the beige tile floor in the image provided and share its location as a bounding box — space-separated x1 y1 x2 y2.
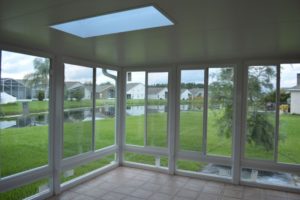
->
48 167 300 200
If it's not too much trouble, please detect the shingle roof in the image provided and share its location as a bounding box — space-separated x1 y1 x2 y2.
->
126 83 143 92
148 87 166 95
288 85 300 91
190 88 203 96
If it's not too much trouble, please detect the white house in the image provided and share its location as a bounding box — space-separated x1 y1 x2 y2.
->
190 88 204 99
148 87 168 100
180 89 192 100
126 83 145 99
289 74 300 114
65 82 91 100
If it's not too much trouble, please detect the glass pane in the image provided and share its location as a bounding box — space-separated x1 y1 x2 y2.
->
63 64 93 158
207 68 234 157
95 69 117 149
0 51 49 177
179 69 204 152
124 152 168 168
245 66 277 160
177 160 232 178
125 72 145 146
61 154 116 183
241 168 300 188
279 64 300 164
146 72 168 148
0 178 49 200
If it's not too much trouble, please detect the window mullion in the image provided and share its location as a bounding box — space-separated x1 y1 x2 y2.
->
92 68 96 151
144 72 148 147
274 65 280 163
202 67 209 159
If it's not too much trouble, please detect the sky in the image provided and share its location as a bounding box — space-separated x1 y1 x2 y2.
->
1 50 300 87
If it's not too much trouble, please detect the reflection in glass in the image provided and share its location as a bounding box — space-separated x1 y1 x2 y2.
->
207 68 234 157
279 64 300 164
0 50 50 177
179 70 204 152
147 72 168 147
125 72 145 146
95 69 117 149
63 64 93 158
245 66 276 160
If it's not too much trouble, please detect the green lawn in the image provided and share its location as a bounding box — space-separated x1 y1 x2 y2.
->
0 110 299 199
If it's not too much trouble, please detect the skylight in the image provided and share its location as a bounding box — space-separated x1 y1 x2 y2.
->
50 6 174 38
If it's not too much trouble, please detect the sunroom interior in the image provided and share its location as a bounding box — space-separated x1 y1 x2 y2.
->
0 0 300 200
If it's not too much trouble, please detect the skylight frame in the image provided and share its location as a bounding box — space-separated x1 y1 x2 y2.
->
50 5 174 38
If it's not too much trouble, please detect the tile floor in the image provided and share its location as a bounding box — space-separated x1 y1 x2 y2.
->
48 167 300 200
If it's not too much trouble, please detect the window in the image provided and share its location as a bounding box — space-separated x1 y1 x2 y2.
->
125 71 169 167
0 50 50 177
207 67 234 157
245 66 277 160
146 72 168 147
63 64 93 158
95 69 117 149
179 70 204 152
125 71 145 146
176 67 234 179
242 64 300 189
50 6 174 38
279 64 300 164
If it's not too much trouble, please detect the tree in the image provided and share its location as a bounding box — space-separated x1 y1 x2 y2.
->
210 66 276 151
24 58 50 101
37 90 45 101
209 68 234 138
70 87 84 101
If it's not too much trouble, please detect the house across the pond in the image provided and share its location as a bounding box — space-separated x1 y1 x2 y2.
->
288 73 300 114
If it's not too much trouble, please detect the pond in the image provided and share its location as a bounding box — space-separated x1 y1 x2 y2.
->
0 104 203 129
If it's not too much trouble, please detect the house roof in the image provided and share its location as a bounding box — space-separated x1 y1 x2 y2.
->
148 87 167 95
96 84 115 93
126 83 143 92
288 85 300 92
65 81 83 90
181 89 190 94
190 88 203 96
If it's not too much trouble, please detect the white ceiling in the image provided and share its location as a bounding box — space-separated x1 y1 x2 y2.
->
1 0 300 67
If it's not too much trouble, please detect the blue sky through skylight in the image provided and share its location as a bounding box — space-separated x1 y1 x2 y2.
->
50 6 174 38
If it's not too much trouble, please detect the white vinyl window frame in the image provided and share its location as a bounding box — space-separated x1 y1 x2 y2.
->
59 57 120 192
122 67 173 173
174 64 238 183
239 61 300 193
0 45 54 200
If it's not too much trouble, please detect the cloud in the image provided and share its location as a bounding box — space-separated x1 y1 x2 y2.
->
1 51 39 79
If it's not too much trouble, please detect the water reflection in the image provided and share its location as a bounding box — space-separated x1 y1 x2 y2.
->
0 106 116 129
1 103 203 129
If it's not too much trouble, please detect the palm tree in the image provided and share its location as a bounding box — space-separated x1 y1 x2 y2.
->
23 58 50 100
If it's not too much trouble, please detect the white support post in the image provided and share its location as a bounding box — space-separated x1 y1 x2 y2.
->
274 65 280 162
232 63 244 184
168 67 177 174
116 69 126 166
50 56 64 195
202 68 209 158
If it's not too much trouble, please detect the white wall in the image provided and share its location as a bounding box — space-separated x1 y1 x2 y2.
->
127 84 145 99
181 90 191 100
291 91 300 114
148 88 168 100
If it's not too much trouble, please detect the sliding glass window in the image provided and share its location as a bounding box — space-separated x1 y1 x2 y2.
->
125 71 169 167
177 66 234 179
0 50 50 177
63 64 93 158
